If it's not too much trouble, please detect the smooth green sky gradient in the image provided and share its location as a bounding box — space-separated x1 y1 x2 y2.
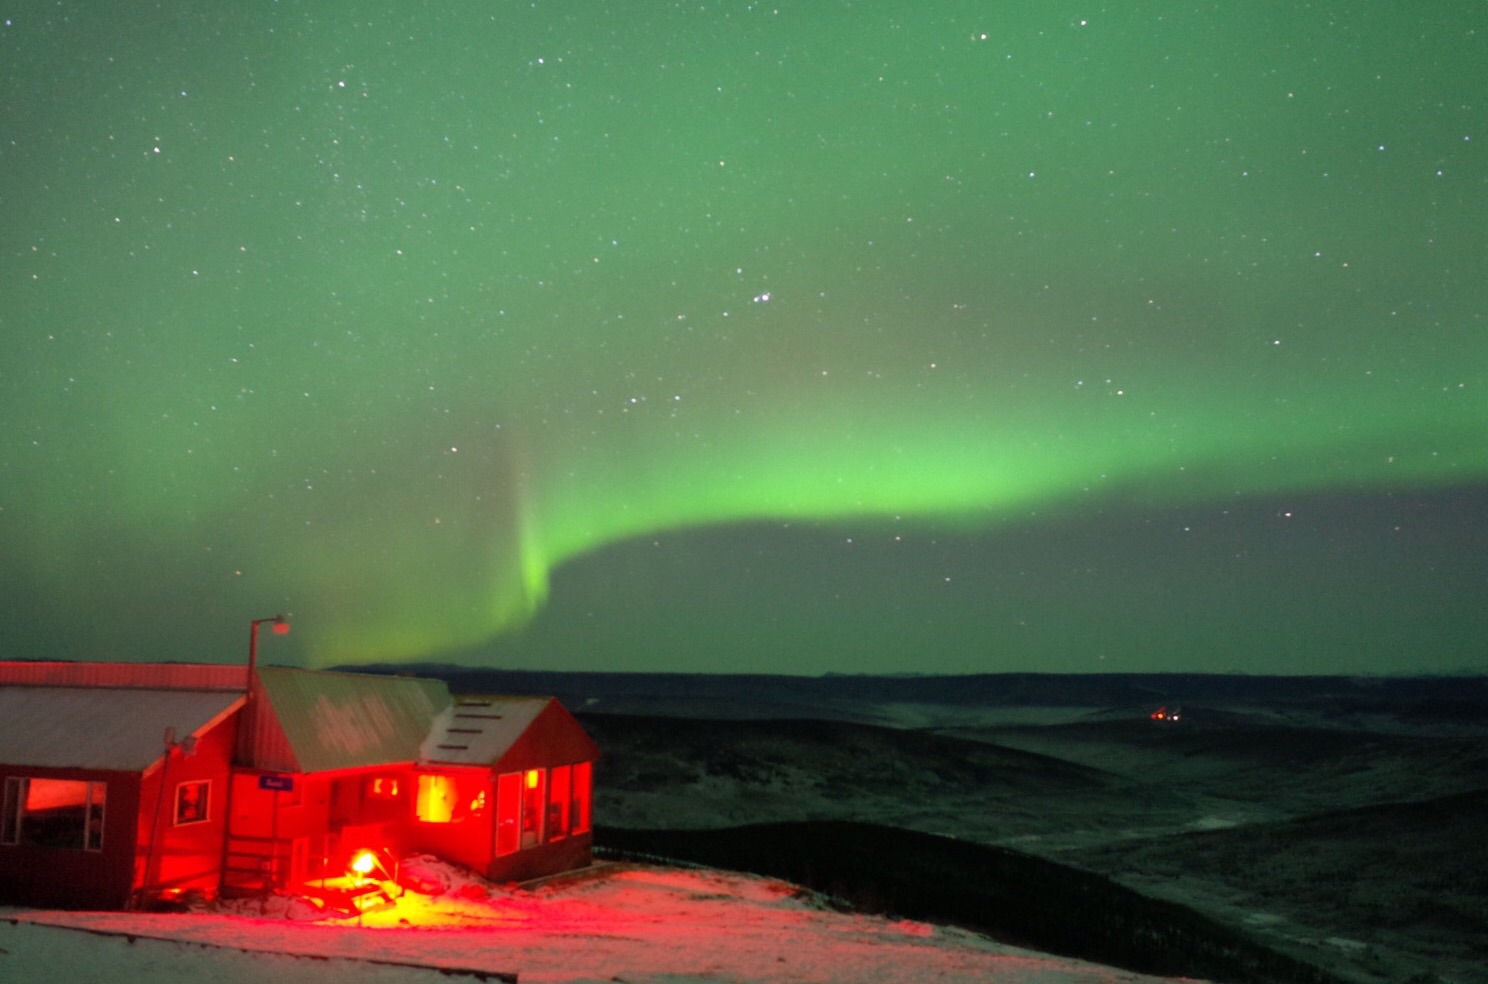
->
3 3 1485 672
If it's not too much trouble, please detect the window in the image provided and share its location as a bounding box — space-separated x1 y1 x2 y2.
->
366 776 401 799
416 773 486 824
1 777 106 850
174 780 210 825
494 771 521 856
2 777 21 845
570 761 592 835
547 765 571 841
416 774 455 823
521 768 546 849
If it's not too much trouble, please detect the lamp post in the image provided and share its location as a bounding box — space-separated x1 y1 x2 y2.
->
248 614 291 683
235 614 290 893
240 615 289 764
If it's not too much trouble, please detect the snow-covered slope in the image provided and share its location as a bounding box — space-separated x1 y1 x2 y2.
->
3 860 1198 984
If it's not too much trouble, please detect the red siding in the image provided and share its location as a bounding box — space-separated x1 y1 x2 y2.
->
224 765 417 893
490 701 600 774
134 713 237 901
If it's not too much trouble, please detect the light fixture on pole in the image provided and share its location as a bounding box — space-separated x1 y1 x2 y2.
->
248 614 291 682
241 614 290 764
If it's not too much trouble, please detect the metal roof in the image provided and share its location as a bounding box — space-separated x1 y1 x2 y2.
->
419 696 553 766
0 686 244 772
0 660 247 691
253 667 451 773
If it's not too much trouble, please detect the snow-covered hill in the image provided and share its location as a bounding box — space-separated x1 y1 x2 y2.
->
2 859 1197 984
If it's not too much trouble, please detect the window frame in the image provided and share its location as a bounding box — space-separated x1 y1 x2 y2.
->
173 779 211 826
1 776 23 846
1 775 107 851
570 761 592 835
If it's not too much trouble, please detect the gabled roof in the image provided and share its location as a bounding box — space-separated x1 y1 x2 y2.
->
0 685 243 772
420 695 599 770
420 696 550 766
249 666 451 773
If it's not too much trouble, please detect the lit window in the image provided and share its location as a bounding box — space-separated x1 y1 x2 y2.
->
416 774 455 823
1 777 106 850
521 768 546 848
416 773 485 823
367 776 401 798
174 780 210 825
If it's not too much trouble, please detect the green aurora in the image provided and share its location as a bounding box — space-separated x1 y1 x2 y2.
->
2 4 1485 673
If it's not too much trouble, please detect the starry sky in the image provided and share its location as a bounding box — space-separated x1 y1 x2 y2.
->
2 3 1485 676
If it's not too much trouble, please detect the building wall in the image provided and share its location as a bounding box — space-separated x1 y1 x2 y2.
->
407 768 495 874
0 765 141 910
224 764 415 892
134 714 237 902
487 831 593 884
408 758 596 885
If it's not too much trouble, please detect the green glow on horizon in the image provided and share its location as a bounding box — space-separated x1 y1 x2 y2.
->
2 3 1485 670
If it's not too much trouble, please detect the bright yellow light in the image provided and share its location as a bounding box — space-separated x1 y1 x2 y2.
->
351 850 376 876
525 769 540 789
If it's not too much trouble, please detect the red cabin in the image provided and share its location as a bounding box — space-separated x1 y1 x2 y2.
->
0 661 598 910
0 662 246 909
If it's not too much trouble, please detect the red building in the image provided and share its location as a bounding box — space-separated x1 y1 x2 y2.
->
0 661 597 910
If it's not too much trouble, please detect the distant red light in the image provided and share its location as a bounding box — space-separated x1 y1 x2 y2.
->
272 621 291 635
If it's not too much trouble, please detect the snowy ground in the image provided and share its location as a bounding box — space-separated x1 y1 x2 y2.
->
2 858 1197 984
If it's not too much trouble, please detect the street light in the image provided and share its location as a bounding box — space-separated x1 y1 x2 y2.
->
242 614 290 764
248 614 291 681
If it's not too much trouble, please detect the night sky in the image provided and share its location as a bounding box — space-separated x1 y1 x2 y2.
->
3 4 1485 675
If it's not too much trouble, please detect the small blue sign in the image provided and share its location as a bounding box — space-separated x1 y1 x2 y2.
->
259 774 295 792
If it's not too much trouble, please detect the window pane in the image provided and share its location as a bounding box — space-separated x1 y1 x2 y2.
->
1 777 23 845
416 774 455 823
521 768 546 849
19 778 90 849
571 761 592 834
175 780 209 826
548 765 571 842
494 771 521 856
86 782 106 851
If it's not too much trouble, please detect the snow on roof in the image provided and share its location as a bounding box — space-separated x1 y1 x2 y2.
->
418 696 550 766
0 686 244 771
254 667 451 773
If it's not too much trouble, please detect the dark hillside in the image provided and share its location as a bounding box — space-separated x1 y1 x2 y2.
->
598 821 1347 984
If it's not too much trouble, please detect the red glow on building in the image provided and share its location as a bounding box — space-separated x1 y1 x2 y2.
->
0 660 600 911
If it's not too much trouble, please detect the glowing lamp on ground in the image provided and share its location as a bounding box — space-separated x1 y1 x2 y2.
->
349 849 387 886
